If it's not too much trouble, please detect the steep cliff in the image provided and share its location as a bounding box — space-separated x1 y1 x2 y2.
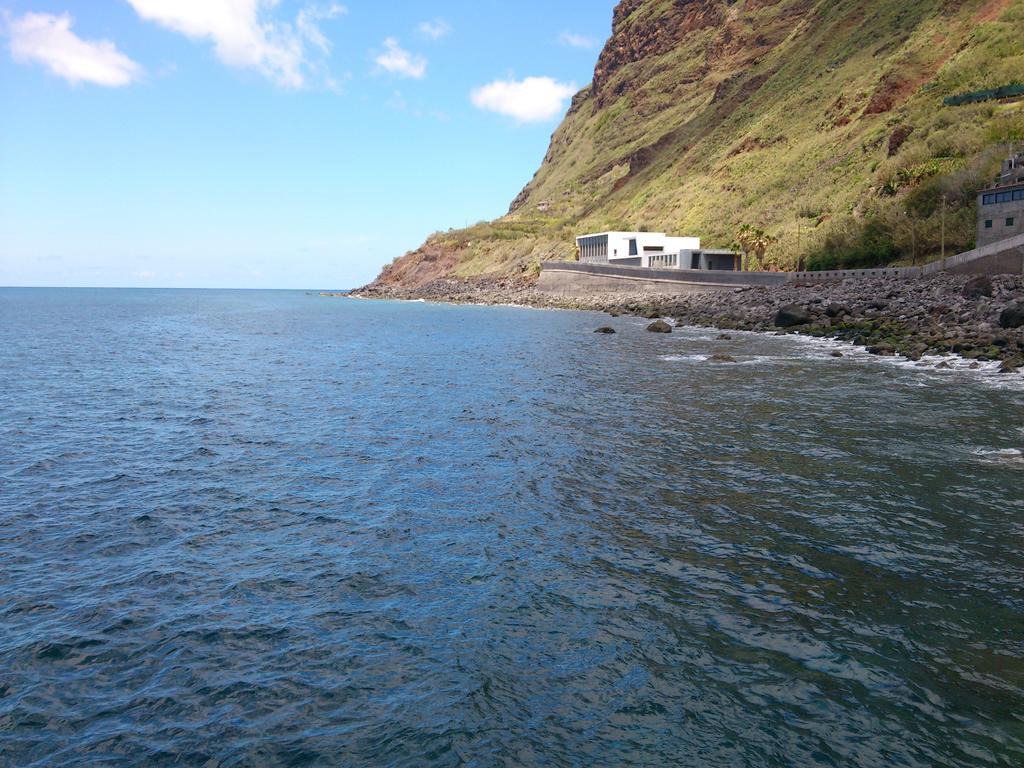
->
366 0 1024 290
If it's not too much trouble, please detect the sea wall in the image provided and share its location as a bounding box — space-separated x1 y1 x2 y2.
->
537 262 787 296
539 234 1024 296
936 233 1024 276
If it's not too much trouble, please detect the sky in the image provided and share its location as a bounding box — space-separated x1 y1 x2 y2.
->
0 1 616 289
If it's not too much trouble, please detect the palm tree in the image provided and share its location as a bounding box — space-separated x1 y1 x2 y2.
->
737 225 777 271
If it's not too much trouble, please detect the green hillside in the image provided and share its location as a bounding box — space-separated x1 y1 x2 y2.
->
369 0 1024 289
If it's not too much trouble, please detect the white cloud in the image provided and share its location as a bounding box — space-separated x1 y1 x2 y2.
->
7 12 142 87
385 89 407 112
125 0 346 88
374 37 425 79
471 76 577 123
559 31 598 50
418 19 451 41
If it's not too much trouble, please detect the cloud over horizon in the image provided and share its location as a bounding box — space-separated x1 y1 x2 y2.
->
374 37 426 79
418 19 451 41
7 12 143 87
125 0 346 88
559 31 598 50
471 76 577 123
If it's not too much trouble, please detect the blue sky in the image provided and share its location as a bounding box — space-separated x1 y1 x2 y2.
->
0 1 615 288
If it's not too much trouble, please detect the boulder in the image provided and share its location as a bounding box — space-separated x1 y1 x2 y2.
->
717 333 733 340
594 327 616 334
646 319 673 334
824 303 849 318
774 304 811 328
708 353 737 363
999 303 1024 329
867 343 896 356
962 276 993 300
830 350 844 358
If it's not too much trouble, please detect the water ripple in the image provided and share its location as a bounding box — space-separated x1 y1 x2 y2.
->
0 288 1022 767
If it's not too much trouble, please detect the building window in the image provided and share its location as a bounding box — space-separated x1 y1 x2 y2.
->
629 239 638 256
985 220 993 228
1015 190 1024 201
984 194 996 205
1009 217 1016 227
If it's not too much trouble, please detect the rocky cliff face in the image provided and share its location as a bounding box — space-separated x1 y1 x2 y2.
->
364 0 1024 291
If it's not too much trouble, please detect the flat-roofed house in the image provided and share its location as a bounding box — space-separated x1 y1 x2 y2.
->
978 152 1024 248
575 231 740 271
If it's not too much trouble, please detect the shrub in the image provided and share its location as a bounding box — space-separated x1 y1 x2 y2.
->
805 218 901 271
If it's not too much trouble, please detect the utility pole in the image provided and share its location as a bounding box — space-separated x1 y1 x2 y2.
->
940 193 947 264
909 211 916 266
797 218 802 272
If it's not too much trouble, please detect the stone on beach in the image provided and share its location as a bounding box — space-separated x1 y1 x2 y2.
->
774 304 811 328
825 303 849 318
962 276 993 299
350 272 1024 372
867 343 896 356
1000 303 1024 329
646 320 673 333
594 327 617 334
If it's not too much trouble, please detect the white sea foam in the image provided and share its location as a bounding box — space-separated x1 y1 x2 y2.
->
659 322 1024 389
973 448 1024 467
659 353 803 367
658 354 708 363
761 331 1024 390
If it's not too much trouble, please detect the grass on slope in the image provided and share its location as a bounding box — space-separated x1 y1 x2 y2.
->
387 0 1024 283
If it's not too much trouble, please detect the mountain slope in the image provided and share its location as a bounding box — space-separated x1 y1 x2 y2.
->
366 0 1024 290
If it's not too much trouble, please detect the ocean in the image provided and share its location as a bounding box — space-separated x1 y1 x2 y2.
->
1 288 1022 766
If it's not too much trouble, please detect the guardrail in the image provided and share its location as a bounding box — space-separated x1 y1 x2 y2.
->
790 266 922 282
944 83 1024 107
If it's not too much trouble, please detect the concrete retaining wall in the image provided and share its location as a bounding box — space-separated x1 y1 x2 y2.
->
922 233 1024 276
537 261 787 296
789 266 923 282
538 234 1024 296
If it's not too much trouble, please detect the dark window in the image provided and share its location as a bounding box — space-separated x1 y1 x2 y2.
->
1014 190 1024 201
985 220 993 228
628 239 638 256
983 194 996 205
1008 217 1016 227
998 191 1012 203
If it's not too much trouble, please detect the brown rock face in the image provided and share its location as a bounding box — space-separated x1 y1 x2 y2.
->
592 0 727 106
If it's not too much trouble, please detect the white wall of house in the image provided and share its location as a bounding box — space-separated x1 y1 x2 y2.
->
576 232 701 265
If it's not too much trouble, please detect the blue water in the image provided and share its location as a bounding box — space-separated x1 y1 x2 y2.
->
1 288 1023 767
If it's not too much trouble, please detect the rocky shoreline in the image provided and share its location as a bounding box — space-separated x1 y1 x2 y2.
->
352 273 1024 373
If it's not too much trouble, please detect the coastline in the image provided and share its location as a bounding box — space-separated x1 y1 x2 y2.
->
353 273 1024 373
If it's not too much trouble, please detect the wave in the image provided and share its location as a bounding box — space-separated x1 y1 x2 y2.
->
973 448 1024 466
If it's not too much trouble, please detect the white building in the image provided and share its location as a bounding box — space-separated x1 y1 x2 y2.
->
575 231 740 271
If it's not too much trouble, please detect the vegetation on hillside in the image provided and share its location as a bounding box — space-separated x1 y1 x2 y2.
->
370 0 1024 289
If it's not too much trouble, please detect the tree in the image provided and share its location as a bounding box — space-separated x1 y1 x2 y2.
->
736 224 777 271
